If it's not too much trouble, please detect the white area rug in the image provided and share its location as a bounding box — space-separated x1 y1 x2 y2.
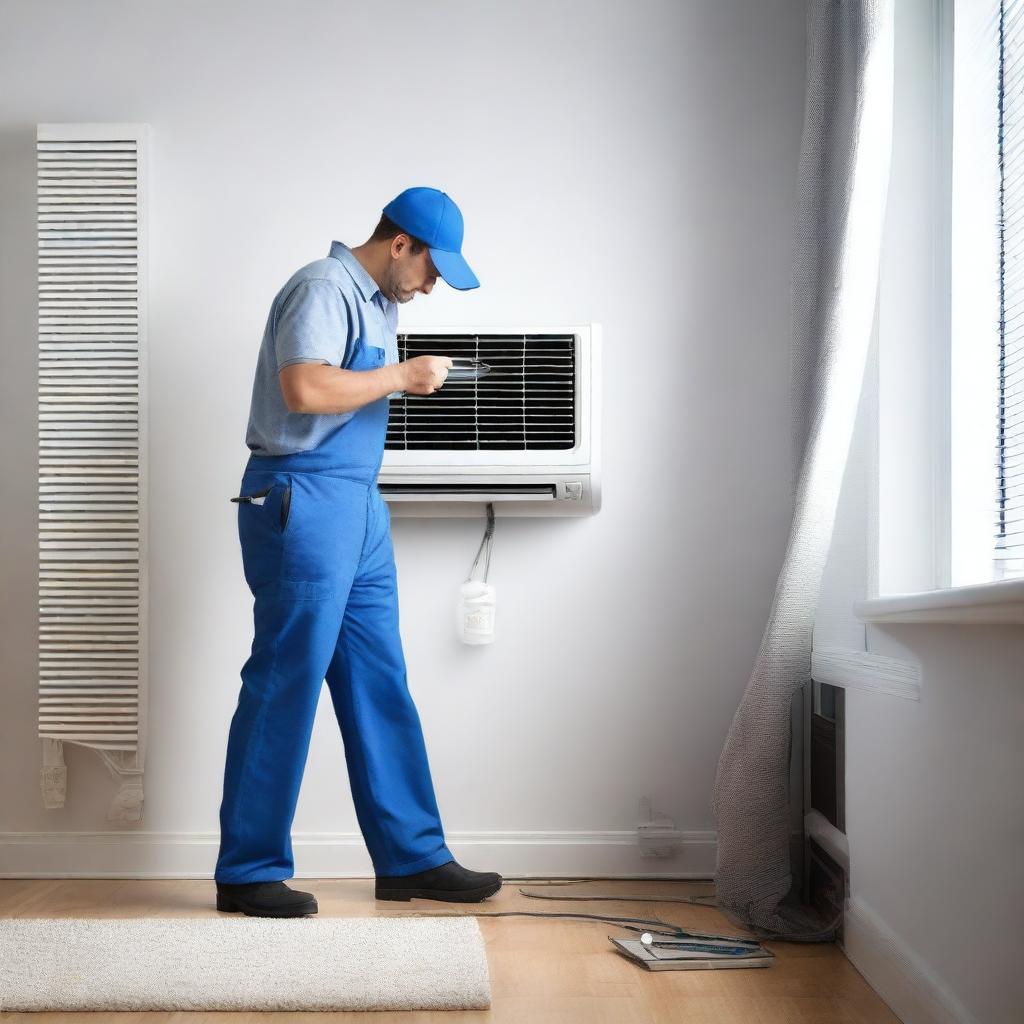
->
0 916 491 1011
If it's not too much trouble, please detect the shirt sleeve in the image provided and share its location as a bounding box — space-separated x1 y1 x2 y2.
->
273 278 352 371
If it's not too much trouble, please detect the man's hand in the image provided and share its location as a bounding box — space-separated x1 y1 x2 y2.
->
399 355 454 395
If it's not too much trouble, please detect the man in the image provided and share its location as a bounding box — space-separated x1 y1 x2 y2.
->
213 187 503 917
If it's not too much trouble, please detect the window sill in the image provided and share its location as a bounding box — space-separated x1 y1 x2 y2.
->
852 579 1024 625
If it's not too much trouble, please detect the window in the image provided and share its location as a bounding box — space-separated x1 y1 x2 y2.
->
951 0 1023 584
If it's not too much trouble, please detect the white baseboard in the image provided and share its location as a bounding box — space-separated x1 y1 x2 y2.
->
0 829 718 879
841 895 980 1024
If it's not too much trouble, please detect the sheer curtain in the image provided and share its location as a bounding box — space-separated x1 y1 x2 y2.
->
711 0 895 942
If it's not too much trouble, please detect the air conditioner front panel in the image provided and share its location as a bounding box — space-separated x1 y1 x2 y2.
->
383 326 593 467
379 324 600 515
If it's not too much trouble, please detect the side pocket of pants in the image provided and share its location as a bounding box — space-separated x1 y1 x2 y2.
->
234 476 291 593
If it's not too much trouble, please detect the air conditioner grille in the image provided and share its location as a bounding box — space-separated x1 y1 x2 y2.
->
386 334 576 451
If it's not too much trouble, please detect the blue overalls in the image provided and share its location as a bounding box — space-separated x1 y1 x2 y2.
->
214 335 455 883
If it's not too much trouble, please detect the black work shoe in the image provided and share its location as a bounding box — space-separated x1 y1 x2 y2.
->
215 879 318 917
375 859 503 903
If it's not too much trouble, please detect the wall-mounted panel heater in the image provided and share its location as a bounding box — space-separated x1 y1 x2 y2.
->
380 324 601 517
36 122 149 820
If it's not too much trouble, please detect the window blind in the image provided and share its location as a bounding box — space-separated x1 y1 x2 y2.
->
998 1 1024 579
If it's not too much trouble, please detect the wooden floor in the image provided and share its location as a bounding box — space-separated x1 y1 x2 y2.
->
0 878 898 1023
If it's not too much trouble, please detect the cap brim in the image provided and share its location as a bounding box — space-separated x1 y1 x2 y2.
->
429 246 480 290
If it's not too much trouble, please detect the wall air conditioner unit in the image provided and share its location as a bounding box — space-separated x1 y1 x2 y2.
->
380 324 600 517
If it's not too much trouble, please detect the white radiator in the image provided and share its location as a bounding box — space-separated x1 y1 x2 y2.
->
37 123 150 821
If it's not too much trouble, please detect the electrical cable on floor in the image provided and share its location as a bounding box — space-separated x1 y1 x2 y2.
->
515 879 718 906
497 877 845 943
375 877 739 944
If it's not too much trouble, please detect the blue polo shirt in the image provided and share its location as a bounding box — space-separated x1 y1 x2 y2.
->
244 240 400 457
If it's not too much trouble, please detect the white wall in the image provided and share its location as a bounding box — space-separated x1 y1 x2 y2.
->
0 0 807 878
844 624 1024 1024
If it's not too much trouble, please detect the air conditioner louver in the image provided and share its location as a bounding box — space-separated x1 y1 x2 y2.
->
386 333 576 451
36 123 149 820
379 482 558 501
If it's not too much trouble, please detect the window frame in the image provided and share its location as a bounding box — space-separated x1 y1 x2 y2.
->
856 0 1024 623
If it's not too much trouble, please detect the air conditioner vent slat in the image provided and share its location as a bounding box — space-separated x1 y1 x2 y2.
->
385 333 576 452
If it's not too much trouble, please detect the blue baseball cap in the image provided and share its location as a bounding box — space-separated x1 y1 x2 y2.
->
382 187 480 290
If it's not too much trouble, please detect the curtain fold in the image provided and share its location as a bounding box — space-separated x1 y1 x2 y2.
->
711 0 895 942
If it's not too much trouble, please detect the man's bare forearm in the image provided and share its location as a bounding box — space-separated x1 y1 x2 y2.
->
291 364 406 415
